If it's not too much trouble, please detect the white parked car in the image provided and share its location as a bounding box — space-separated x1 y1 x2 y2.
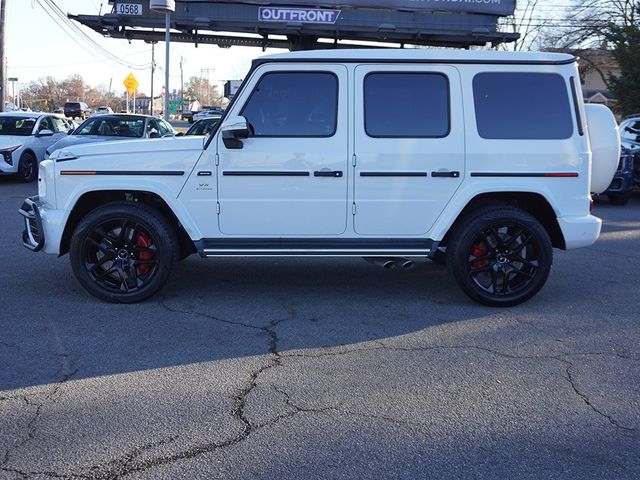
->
20 49 619 306
0 112 72 182
92 106 115 116
193 109 223 122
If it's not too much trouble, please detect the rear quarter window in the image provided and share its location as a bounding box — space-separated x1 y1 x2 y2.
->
473 72 574 140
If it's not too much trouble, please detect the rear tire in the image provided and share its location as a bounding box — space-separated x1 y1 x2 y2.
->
608 193 630 205
69 202 179 303
447 207 553 307
17 152 37 183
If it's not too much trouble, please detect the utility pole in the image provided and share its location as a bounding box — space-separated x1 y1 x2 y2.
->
179 56 184 112
0 0 7 112
163 11 170 120
149 41 156 115
150 0 174 121
200 68 215 106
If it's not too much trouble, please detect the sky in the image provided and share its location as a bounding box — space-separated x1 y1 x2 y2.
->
6 0 280 98
6 0 573 101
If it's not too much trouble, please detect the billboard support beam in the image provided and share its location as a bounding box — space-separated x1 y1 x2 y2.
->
72 1 519 51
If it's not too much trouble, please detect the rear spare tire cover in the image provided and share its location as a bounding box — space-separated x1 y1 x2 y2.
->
585 104 620 194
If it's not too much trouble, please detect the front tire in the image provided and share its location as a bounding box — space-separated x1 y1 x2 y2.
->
17 152 37 183
69 202 179 303
447 207 553 307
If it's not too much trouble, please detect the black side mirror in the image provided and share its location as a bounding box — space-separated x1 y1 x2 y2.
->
149 131 161 139
221 116 249 150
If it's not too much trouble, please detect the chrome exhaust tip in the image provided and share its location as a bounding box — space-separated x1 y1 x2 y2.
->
398 259 414 269
363 257 397 269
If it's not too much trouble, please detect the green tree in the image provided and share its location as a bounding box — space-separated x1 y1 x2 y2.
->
549 0 640 115
605 23 640 116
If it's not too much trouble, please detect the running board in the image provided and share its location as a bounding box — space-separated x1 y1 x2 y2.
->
194 238 438 258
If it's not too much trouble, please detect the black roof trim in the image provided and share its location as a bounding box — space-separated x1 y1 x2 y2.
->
252 56 577 68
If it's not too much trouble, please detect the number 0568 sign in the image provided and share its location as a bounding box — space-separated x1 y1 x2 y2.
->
116 3 142 15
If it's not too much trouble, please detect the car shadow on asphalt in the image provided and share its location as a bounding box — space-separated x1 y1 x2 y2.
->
0 257 496 391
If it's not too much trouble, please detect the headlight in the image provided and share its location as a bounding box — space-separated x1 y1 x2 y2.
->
38 160 56 208
0 145 21 165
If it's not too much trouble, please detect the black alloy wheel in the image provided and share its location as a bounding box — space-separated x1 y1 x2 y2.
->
70 202 178 303
18 152 37 183
447 207 552 307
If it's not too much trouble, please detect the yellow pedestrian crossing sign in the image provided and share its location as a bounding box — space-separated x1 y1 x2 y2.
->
123 73 139 95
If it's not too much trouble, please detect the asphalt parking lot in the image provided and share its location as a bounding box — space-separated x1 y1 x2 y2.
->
0 178 638 479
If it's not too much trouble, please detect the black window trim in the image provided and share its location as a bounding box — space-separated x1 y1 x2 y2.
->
363 71 451 139
570 76 584 136
239 70 340 139
472 71 575 141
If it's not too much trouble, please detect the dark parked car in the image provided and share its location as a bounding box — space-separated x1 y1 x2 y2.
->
181 109 194 123
64 102 92 120
602 115 640 205
46 114 176 157
181 117 220 136
604 146 636 205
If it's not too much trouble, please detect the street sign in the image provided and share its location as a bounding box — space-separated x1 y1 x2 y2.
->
224 80 242 99
116 3 143 15
8 77 18 82
123 73 139 95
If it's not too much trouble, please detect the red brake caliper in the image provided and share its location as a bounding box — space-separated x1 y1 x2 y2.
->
135 232 154 275
470 243 489 269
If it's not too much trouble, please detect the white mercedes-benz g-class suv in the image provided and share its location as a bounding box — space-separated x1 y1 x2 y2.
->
19 49 620 306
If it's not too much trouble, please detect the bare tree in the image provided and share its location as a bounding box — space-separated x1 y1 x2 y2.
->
498 0 543 51
548 1 640 115
20 74 127 112
550 0 638 49
185 76 221 107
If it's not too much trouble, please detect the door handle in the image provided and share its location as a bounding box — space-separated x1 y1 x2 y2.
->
431 171 460 178
314 170 343 178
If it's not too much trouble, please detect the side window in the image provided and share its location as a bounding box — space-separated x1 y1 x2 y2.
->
38 117 53 131
241 72 338 137
158 120 172 136
473 72 574 140
147 118 160 134
364 73 450 138
51 117 67 133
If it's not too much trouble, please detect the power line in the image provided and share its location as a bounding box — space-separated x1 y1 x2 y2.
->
34 0 150 70
41 0 151 69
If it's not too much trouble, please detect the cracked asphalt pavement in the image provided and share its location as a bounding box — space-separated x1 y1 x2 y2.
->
1 178 639 479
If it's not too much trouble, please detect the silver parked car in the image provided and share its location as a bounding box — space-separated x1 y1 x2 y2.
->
46 114 176 157
0 112 72 182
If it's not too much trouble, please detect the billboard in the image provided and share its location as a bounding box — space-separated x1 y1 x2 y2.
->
183 0 516 16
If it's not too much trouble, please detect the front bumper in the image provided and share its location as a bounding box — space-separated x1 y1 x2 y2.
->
0 156 18 175
605 171 634 195
18 196 45 251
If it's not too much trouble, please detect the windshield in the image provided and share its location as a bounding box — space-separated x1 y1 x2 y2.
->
74 116 145 138
186 118 220 136
0 116 36 136
621 119 640 145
